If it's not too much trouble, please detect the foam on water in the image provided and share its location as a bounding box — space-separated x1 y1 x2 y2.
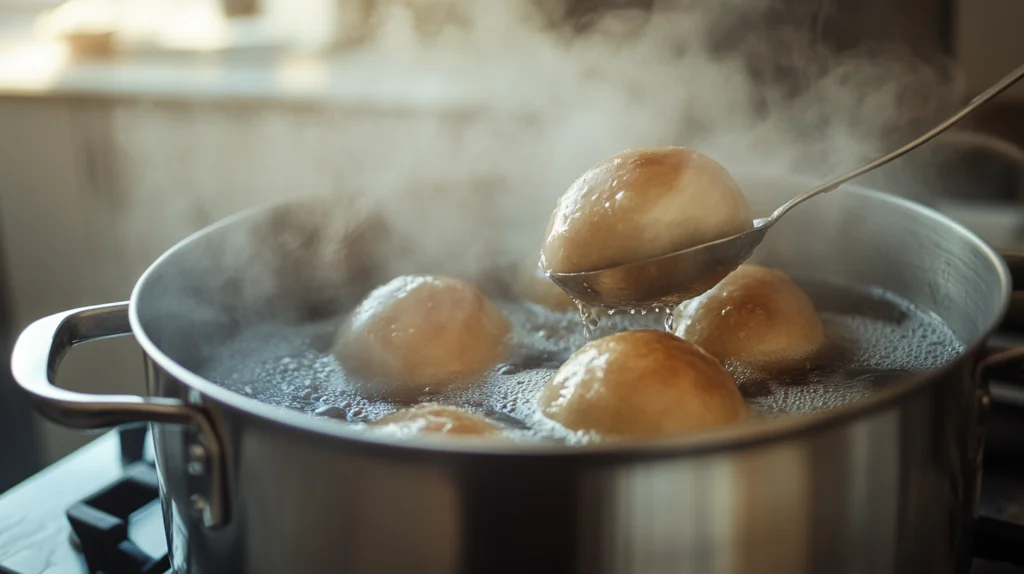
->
200 280 965 443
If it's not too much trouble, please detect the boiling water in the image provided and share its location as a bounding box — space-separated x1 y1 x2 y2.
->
201 279 965 443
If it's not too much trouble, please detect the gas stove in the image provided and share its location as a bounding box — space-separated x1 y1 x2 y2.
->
0 426 167 574
1 125 1024 574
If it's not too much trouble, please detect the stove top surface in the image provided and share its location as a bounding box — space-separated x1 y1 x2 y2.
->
0 431 167 574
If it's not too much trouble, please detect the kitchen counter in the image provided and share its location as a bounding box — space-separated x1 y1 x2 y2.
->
2 53 533 117
0 4 535 112
0 42 514 110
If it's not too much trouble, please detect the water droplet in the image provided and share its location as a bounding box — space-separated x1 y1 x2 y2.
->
574 300 602 340
664 311 675 332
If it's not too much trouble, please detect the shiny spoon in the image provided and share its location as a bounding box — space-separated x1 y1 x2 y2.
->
548 64 1024 310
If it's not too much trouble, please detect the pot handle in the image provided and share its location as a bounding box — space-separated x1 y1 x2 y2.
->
972 251 1024 566
983 250 1024 377
9 302 228 528
983 251 1024 405
999 251 1024 332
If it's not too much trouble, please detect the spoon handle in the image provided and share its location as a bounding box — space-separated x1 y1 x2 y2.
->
769 64 1024 222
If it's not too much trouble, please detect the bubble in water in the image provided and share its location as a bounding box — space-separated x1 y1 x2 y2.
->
314 405 346 418
497 363 524 375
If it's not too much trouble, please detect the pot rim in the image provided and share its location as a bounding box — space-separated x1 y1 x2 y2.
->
127 177 1012 459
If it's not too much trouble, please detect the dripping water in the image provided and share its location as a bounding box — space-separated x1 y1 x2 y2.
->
574 299 603 340
663 307 676 332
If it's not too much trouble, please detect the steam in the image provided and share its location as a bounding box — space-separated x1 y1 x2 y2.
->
325 0 958 280
138 0 962 335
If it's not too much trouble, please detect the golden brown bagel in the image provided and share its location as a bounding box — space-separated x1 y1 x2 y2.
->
372 404 501 436
334 275 510 399
538 330 748 437
541 147 753 274
676 264 825 368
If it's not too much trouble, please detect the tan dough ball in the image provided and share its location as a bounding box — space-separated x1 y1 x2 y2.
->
372 404 501 436
334 275 511 399
676 264 825 368
517 261 576 312
538 330 748 437
541 147 753 274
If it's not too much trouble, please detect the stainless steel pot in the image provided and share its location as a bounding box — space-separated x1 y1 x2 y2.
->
11 174 1024 574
